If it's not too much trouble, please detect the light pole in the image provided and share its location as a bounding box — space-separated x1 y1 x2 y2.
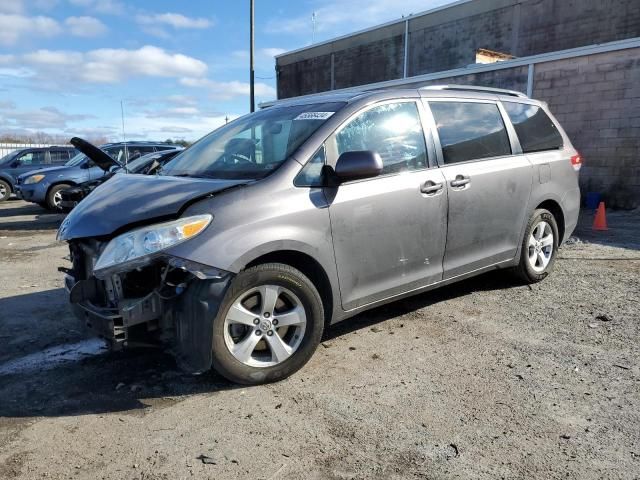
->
249 0 255 112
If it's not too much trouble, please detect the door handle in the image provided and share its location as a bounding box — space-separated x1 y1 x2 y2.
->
450 175 470 188
420 180 443 195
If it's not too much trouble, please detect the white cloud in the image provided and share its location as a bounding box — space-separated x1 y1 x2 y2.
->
23 46 208 84
166 94 197 107
33 0 60 10
266 0 452 36
68 0 124 15
179 77 276 101
0 14 61 46
262 48 286 57
144 106 200 118
0 0 23 14
137 12 212 30
0 103 94 130
65 16 108 37
119 113 230 141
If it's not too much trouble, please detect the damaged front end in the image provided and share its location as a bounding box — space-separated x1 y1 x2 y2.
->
62 238 233 374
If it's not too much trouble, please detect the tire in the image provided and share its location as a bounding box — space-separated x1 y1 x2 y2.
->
513 208 559 283
0 180 10 202
46 184 71 211
211 263 324 385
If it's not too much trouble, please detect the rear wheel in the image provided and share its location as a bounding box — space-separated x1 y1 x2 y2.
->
211 263 324 385
0 180 10 202
46 183 70 211
513 208 559 283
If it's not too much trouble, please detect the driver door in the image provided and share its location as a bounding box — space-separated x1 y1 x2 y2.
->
11 150 47 181
326 100 448 310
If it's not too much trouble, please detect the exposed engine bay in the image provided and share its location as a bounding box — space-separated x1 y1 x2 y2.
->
62 239 233 373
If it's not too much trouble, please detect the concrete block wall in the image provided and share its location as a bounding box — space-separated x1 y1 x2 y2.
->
533 48 640 208
276 0 640 98
277 22 406 98
402 64 529 92
408 2 516 76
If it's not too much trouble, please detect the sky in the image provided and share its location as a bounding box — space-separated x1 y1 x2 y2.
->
0 0 453 143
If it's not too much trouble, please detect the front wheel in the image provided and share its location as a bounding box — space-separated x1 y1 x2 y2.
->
46 183 70 211
211 263 324 385
513 208 559 283
0 180 10 202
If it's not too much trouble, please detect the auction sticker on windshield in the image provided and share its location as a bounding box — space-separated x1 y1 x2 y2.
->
294 112 335 121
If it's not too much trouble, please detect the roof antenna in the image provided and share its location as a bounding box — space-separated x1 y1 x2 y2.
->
120 99 128 172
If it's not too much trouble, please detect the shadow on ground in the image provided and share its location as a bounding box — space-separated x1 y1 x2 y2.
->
0 270 516 419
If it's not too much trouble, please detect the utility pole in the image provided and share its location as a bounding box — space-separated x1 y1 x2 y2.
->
249 0 255 112
312 12 317 44
120 100 128 171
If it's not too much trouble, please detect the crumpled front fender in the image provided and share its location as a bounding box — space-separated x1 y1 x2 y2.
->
173 274 234 374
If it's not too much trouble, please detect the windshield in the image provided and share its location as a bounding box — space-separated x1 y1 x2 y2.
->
0 151 19 165
161 102 345 180
124 152 160 172
65 152 88 166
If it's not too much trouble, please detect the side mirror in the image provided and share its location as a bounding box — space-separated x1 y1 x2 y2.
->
334 151 383 182
108 165 119 173
10 160 19 168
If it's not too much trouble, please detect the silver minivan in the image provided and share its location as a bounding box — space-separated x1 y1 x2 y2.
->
58 85 581 384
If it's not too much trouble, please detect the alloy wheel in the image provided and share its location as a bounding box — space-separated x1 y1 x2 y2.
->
223 284 307 368
53 190 63 209
527 221 553 273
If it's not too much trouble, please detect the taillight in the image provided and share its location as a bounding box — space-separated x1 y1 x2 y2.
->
570 154 582 172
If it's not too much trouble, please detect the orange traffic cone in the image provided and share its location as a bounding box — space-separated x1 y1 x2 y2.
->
593 201 608 231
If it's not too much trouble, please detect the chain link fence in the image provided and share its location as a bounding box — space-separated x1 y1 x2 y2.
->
0 143 72 158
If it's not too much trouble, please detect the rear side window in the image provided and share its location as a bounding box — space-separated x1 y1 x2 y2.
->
50 150 70 163
336 101 428 175
429 101 511 164
503 102 564 153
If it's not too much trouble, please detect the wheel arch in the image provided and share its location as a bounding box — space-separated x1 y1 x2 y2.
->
245 250 334 326
0 174 14 193
47 179 76 191
46 180 76 198
536 199 565 243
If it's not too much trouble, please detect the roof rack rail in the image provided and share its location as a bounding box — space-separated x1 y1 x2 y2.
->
420 85 528 98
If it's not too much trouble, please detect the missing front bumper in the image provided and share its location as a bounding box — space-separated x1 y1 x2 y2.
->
63 252 234 372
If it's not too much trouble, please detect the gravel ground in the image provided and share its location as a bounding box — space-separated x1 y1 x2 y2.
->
0 199 638 480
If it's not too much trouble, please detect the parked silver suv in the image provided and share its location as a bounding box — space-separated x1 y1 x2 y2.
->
58 85 581 384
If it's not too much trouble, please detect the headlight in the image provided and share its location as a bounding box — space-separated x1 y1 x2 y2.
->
24 174 45 184
94 214 212 273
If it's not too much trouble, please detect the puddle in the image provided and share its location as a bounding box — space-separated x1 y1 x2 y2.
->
0 338 108 376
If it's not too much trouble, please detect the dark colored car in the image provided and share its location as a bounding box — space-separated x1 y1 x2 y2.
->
16 139 180 210
0 146 77 202
59 148 183 210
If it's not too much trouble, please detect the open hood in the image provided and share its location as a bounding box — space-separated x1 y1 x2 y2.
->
57 173 249 241
70 137 121 172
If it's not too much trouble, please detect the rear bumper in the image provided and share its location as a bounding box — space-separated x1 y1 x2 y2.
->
562 187 581 242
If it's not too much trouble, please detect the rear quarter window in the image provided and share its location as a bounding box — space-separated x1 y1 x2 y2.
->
429 101 512 164
503 102 564 153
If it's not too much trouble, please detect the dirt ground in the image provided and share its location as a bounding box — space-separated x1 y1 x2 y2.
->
0 199 638 480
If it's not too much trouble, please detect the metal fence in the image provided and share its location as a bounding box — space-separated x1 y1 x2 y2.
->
0 143 72 158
